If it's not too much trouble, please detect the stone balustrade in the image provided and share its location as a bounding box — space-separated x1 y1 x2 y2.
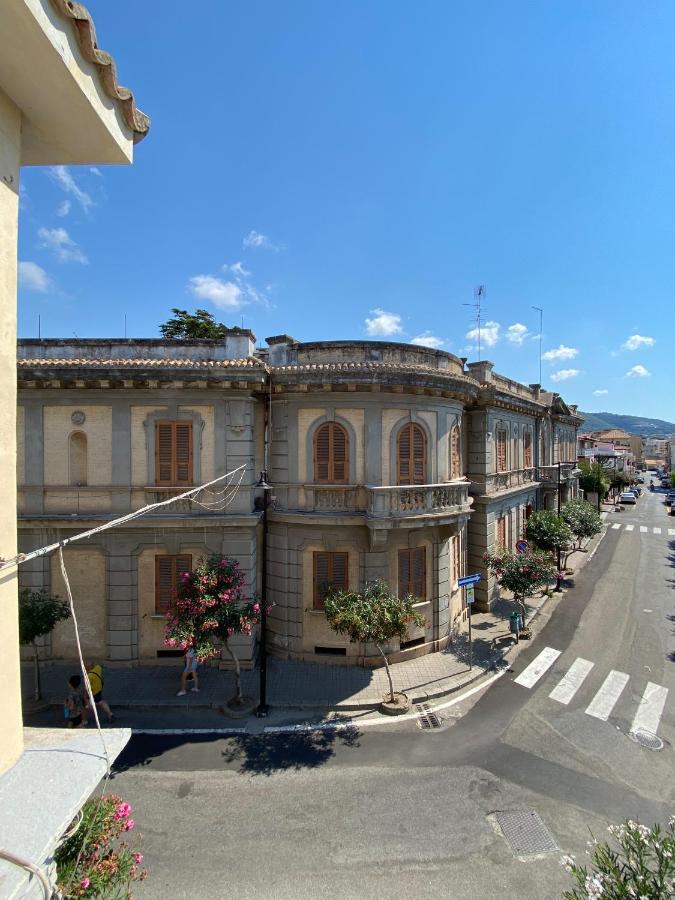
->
539 463 577 484
471 468 537 495
367 481 471 518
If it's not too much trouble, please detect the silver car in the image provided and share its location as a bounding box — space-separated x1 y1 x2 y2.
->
619 491 637 504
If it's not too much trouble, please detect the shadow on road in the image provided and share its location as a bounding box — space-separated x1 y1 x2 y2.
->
221 726 361 776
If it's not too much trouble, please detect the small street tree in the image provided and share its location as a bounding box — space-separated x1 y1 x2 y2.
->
524 510 573 556
159 308 230 340
19 588 70 701
578 460 610 500
561 499 603 550
324 580 426 708
483 549 555 625
164 555 261 709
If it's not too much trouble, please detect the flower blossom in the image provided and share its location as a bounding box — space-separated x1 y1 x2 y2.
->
80 878 90 890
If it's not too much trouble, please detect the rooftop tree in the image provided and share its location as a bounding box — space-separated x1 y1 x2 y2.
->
324 579 426 711
561 499 603 550
484 549 555 626
19 588 70 701
164 555 262 710
159 308 230 340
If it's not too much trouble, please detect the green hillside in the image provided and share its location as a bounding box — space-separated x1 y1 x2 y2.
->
579 411 675 437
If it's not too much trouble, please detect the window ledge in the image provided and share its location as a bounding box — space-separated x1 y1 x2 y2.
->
0 727 130 899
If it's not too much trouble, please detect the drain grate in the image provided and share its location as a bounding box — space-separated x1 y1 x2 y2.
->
629 729 664 751
495 810 559 858
415 703 441 729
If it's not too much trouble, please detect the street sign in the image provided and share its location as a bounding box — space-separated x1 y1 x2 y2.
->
465 585 475 605
516 539 529 554
457 573 481 586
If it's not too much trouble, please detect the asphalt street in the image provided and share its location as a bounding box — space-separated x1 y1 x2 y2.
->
109 481 674 899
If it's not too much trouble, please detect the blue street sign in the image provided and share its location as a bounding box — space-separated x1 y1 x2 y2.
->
516 539 529 554
457 573 481 586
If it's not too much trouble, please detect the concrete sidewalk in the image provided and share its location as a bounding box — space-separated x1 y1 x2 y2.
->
22 532 603 723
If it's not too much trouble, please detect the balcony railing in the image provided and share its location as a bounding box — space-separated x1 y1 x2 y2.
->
472 467 537 495
367 481 471 519
539 463 577 484
272 484 366 514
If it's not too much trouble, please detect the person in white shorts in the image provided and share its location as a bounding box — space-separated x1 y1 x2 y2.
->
177 647 199 696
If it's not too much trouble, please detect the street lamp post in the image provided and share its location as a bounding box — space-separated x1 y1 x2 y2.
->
555 461 563 592
255 470 272 718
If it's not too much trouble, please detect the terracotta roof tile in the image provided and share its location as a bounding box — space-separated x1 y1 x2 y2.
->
50 0 150 143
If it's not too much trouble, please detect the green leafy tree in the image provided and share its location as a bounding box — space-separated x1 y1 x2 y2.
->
164 556 262 707
484 549 555 625
561 817 675 899
159 308 230 340
609 469 631 492
19 588 70 701
524 510 573 555
578 460 611 499
324 580 426 702
561 499 603 550
670 472 675 489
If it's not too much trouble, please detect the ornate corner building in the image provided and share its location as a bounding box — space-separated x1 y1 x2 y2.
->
17 334 582 669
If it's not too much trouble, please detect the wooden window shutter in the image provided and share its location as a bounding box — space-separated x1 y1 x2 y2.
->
398 423 426 485
155 554 192 614
314 424 331 482
314 423 349 483
497 516 506 548
524 431 532 468
450 426 461 480
332 424 348 483
155 421 193 485
411 546 426 599
398 549 411 596
313 551 348 609
496 430 507 472
156 423 174 485
175 423 193 485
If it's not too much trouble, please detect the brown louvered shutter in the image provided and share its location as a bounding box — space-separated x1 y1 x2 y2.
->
524 431 532 468
313 551 348 609
175 422 193 485
497 516 507 548
496 430 507 472
398 549 411 596
314 424 331 482
412 425 426 484
156 423 174 485
155 554 192 614
398 423 427 485
331 552 348 592
450 426 461 479
332 424 348 483
411 546 426 599
397 425 411 484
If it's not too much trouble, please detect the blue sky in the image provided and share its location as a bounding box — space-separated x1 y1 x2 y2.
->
17 1 674 421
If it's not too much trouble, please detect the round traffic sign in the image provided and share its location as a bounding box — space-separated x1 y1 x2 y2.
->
516 540 529 554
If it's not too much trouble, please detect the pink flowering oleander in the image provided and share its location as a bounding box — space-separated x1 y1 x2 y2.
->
114 802 132 819
123 819 135 832
80 877 90 890
133 852 144 864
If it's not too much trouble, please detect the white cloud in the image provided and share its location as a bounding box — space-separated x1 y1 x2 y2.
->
364 309 403 337
465 319 500 348
411 332 444 349
224 261 251 278
48 166 93 212
18 261 50 292
56 200 71 218
592 389 609 396
505 323 529 345
89 167 102 177
38 226 88 264
625 364 650 378
243 230 278 251
622 334 655 351
550 368 580 382
542 344 578 361
188 275 243 309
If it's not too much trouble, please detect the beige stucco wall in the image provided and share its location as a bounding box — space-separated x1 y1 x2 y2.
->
50 548 107 659
131 406 166 484
0 87 22 773
43 405 113 484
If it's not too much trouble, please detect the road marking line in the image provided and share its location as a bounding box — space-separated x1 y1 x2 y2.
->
612 523 621 530
585 670 629 721
600 512 608 520
640 526 648 533
624 524 634 532
653 527 662 534
669 528 675 536
631 683 668 736
514 647 561 689
549 658 594 705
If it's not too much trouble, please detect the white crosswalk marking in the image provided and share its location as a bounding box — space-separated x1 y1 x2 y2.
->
640 526 648 533
585 670 630 720
514 647 561 689
611 523 621 530
624 524 634 532
653 527 661 535
549 658 594 705
631 683 668 736
669 528 675 536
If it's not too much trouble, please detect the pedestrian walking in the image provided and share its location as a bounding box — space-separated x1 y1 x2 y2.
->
177 646 200 696
86 663 115 723
64 674 87 728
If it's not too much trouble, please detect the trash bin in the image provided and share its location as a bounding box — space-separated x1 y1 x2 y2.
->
509 612 521 634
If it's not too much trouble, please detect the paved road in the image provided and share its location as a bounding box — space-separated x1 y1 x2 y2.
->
109 483 673 899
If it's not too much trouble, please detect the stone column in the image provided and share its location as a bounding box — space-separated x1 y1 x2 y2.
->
105 535 138 664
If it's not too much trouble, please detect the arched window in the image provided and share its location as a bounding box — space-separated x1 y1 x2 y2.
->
450 425 461 480
313 422 349 483
397 423 426 485
69 431 87 486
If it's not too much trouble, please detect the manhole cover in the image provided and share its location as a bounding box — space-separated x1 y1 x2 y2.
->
414 703 441 729
629 729 664 751
495 810 559 857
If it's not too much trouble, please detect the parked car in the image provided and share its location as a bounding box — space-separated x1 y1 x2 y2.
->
619 491 637 504
665 491 675 506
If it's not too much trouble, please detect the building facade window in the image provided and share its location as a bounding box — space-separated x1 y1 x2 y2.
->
496 429 507 472
524 430 533 468
313 422 349 483
155 421 193 486
397 423 427 485
68 431 87 486
398 547 426 600
155 554 192 614
450 425 461 480
312 551 348 610
496 515 507 548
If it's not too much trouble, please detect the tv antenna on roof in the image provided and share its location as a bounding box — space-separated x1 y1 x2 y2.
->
464 285 485 361
532 305 543 385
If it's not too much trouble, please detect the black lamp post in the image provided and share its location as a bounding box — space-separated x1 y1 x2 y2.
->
255 470 272 717
555 460 582 592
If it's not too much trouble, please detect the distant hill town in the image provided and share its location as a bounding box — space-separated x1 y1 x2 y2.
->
579 411 675 437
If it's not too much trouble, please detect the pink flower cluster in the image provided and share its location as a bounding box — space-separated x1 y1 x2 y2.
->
114 802 132 820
